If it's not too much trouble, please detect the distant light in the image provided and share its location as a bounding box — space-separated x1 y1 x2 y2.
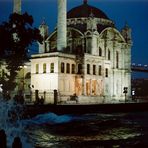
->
144 65 148 67
132 90 135 96
138 64 141 66
20 65 27 68
132 63 135 66
0 84 3 93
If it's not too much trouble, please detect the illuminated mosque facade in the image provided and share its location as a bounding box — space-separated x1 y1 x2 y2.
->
11 0 132 104
29 0 132 104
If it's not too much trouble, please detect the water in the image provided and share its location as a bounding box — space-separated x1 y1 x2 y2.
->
1 98 148 147
25 112 148 147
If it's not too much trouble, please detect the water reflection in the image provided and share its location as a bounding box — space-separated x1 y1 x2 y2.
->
25 112 148 147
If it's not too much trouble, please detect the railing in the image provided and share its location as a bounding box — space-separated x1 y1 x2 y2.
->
131 63 148 72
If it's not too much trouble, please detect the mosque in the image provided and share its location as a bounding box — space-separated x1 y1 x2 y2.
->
15 0 132 104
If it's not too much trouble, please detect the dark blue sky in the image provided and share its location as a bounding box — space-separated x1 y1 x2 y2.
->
0 0 148 67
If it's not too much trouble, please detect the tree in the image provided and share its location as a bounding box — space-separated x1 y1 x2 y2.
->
0 12 42 97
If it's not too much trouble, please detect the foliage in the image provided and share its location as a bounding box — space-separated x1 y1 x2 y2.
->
0 12 42 95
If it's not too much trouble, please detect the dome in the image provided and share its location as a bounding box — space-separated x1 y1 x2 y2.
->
67 2 109 20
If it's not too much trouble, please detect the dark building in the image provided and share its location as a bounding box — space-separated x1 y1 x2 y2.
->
132 79 148 100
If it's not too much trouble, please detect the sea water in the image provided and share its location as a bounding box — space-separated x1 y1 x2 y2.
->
23 111 148 147
1 98 148 147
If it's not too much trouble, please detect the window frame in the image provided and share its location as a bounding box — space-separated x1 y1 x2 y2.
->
50 63 54 73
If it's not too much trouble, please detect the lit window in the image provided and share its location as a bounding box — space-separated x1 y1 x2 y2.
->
43 63 46 73
93 65 96 75
61 62 65 73
78 64 82 74
87 64 90 74
108 49 111 60
99 65 102 76
50 63 54 73
66 63 70 73
36 64 39 74
72 64 75 74
116 51 119 68
105 68 108 77
99 47 102 56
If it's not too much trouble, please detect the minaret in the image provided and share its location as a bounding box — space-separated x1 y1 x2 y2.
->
13 0 21 14
121 22 132 44
39 19 49 53
57 0 67 51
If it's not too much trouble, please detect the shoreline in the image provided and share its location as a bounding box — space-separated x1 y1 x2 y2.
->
23 102 148 118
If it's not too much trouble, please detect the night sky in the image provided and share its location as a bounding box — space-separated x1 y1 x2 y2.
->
0 0 148 76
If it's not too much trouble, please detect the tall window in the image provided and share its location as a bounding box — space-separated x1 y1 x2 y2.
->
108 49 111 60
61 62 65 73
36 64 39 74
99 47 102 56
93 65 96 75
66 63 70 73
78 64 82 74
50 63 54 73
116 51 119 68
99 65 102 76
105 68 108 77
43 63 46 73
72 64 75 74
87 64 90 74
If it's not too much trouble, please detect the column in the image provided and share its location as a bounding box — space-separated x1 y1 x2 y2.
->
57 0 67 51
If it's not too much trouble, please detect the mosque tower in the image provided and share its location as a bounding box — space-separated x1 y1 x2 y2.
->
39 20 49 53
57 0 67 51
13 0 21 14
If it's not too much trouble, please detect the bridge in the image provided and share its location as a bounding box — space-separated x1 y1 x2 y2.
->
131 63 148 73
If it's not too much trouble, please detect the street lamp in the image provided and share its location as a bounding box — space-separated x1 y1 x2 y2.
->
0 84 3 98
123 87 128 103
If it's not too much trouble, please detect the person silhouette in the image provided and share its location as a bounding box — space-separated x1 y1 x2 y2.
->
12 136 22 148
0 129 7 148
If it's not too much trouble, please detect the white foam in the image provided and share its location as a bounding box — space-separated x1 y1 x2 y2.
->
25 112 74 125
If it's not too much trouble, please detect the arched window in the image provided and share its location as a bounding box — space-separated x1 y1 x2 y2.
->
78 64 82 74
87 64 90 74
105 68 108 77
36 64 39 74
93 65 96 75
72 64 75 74
99 47 102 56
116 51 119 68
61 62 65 73
108 49 111 60
66 63 70 73
50 63 54 73
43 63 46 73
99 65 102 76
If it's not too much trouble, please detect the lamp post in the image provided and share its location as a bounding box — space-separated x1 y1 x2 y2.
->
123 87 128 103
0 84 3 98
